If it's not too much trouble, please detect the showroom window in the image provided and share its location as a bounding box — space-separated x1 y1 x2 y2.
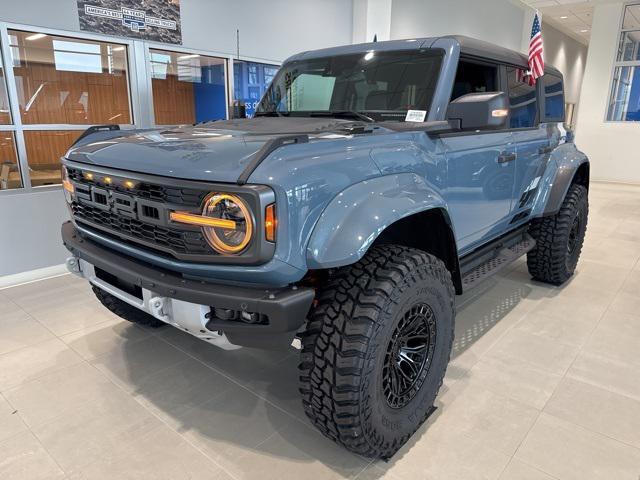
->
0 24 237 195
150 49 228 125
234 60 279 117
607 3 640 121
507 67 538 128
0 34 22 190
8 30 132 124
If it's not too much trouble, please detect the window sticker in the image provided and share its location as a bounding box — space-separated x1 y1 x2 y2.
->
405 110 427 122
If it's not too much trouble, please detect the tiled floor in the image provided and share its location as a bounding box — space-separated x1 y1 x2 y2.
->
1 181 640 479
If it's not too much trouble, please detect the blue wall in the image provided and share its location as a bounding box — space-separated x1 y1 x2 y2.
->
194 64 227 122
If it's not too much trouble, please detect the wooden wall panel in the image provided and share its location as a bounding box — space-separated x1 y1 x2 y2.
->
24 130 81 167
0 133 18 164
14 63 131 125
152 74 196 125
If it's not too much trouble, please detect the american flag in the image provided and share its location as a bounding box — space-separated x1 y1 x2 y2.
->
528 12 545 81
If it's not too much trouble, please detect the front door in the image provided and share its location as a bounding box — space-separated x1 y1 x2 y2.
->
442 59 516 253
442 132 516 253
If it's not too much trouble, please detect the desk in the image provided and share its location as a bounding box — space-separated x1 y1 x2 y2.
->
6 170 60 189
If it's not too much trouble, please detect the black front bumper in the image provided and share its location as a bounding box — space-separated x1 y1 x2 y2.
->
62 222 315 348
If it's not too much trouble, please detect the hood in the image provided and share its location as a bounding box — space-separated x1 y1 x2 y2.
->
65 117 366 184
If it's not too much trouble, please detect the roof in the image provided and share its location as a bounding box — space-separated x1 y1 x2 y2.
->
285 35 562 77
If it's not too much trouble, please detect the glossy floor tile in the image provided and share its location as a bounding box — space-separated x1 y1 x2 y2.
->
0 181 638 479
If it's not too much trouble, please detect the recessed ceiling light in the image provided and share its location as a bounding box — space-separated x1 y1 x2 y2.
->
560 16 568 19
580 29 589 33
177 54 200 60
25 33 47 41
112 46 125 52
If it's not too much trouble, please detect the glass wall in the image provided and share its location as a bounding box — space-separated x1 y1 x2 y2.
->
3 30 133 187
0 133 20 190
8 30 132 125
233 60 278 117
0 23 255 194
607 4 640 121
150 49 227 125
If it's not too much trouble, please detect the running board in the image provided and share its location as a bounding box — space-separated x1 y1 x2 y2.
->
461 234 536 290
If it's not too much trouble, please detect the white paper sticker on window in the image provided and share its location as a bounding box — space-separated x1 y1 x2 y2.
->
405 110 427 122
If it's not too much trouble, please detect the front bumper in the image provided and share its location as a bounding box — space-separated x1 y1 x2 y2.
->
62 222 315 349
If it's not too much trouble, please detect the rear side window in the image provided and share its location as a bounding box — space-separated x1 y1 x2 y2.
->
451 60 498 100
542 73 565 122
507 67 538 128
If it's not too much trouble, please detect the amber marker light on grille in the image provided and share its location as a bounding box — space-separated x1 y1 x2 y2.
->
170 211 237 230
123 180 136 189
265 203 277 242
103 176 113 184
83 172 94 181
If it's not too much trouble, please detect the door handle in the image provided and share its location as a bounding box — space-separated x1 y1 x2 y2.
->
497 153 517 163
538 145 554 155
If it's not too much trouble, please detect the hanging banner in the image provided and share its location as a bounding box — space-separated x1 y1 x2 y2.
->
77 0 182 44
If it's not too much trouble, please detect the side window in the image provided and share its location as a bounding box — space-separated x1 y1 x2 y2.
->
507 67 538 128
542 73 565 122
451 60 498 100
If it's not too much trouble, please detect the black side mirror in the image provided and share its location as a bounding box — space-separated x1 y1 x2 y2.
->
447 92 509 131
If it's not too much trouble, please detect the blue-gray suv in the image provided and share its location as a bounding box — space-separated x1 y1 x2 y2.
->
61 35 589 458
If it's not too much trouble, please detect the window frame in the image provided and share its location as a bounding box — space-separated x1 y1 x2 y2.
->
540 72 565 124
145 46 230 126
605 1 640 123
0 20 278 196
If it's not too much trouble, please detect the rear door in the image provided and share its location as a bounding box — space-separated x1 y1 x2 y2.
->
507 68 562 222
442 59 516 253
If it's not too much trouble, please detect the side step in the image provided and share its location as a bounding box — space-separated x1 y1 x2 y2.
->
461 234 536 290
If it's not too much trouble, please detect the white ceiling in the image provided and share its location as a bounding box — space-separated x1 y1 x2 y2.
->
519 0 596 44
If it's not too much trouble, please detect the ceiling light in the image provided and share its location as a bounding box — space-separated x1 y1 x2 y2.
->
177 54 200 60
112 46 125 52
560 16 568 19
580 29 589 33
25 33 47 41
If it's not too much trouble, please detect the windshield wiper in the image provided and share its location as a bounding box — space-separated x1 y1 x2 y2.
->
308 111 375 123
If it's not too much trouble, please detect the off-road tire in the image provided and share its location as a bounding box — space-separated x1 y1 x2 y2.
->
92 286 165 328
299 245 455 459
527 183 588 285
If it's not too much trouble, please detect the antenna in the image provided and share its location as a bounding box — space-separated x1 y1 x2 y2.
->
373 34 377 42
235 29 240 101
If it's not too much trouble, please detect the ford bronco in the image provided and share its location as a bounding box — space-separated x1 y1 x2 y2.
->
61 36 589 459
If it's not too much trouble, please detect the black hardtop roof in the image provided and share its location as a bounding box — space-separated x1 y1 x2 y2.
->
287 35 562 78
450 35 561 76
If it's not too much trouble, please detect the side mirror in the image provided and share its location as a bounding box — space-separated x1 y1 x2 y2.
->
447 92 509 131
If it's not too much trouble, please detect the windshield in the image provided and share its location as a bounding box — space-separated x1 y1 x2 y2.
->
255 49 443 122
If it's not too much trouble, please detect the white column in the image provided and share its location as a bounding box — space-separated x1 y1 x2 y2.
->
352 0 392 44
575 2 640 183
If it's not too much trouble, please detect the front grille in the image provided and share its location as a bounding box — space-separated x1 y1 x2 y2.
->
71 202 214 256
67 168 208 206
66 166 216 259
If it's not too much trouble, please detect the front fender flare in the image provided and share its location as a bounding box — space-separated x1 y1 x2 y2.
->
306 173 451 269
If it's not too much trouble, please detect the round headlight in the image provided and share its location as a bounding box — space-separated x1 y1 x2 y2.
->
202 193 253 254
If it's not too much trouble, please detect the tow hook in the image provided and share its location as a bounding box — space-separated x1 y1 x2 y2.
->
66 257 82 277
149 296 170 322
